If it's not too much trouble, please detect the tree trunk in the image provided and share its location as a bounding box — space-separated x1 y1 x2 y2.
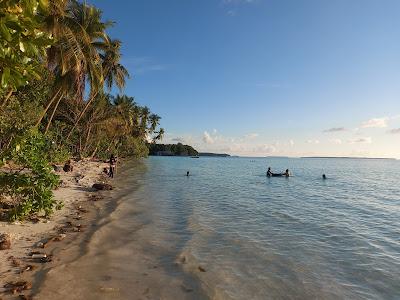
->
44 93 63 135
65 90 99 141
1 89 13 109
90 142 100 159
82 125 92 154
35 87 62 128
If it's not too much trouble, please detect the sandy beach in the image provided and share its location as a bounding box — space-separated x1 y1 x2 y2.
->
0 160 111 299
1 159 208 300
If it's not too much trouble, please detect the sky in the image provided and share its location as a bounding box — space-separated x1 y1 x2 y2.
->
90 0 400 158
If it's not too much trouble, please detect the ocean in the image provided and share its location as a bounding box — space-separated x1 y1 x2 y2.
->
38 156 400 299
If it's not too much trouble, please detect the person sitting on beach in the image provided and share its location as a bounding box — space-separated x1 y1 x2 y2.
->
63 160 74 172
283 169 290 177
267 167 272 177
109 154 117 178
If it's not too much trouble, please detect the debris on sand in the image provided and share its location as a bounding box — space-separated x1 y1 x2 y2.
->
0 233 11 250
8 256 20 267
92 183 113 191
19 265 36 274
51 233 66 242
198 266 206 272
3 281 32 294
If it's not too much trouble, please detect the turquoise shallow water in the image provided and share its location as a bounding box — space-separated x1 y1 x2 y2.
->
127 156 400 299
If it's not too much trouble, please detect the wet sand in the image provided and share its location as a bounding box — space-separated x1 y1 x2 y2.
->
33 160 207 300
1 159 207 300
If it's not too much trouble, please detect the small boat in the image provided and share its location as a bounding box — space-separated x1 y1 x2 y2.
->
267 173 289 177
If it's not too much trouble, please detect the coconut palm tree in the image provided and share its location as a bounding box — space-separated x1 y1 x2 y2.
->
149 114 161 132
39 0 111 135
101 38 130 92
65 23 130 141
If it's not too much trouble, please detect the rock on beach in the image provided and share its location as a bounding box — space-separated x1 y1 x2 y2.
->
0 233 11 250
92 183 113 191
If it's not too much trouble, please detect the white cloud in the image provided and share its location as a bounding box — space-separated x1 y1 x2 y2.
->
323 127 346 133
203 131 215 144
122 56 168 74
361 117 388 128
245 133 259 139
306 139 320 144
254 144 276 154
388 128 400 134
329 138 342 145
348 137 372 144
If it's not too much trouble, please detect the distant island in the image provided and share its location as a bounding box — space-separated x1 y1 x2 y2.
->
147 143 231 157
148 143 198 156
199 153 230 157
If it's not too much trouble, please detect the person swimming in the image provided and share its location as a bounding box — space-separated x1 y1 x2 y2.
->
283 169 290 177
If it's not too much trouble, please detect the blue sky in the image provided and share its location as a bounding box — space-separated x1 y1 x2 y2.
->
90 0 400 157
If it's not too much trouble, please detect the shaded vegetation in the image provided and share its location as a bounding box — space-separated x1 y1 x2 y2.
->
0 0 164 219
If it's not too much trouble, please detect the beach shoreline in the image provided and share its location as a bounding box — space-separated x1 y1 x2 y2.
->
0 160 113 299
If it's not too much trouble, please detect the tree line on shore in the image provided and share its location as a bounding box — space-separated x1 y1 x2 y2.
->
148 143 199 156
0 0 164 219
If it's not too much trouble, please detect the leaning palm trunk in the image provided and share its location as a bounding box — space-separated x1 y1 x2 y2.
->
90 141 100 159
65 90 99 141
35 87 62 128
1 89 13 109
82 125 92 154
44 93 64 134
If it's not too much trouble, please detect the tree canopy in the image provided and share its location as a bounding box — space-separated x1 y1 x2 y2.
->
0 0 164 219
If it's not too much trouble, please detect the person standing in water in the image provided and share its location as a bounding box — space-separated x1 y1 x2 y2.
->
322 174 326 179
186 171 190 176
267 167 272 177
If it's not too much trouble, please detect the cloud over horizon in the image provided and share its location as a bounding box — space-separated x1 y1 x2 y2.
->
306 139 320 144
323 127 346 133
329 138 342 145
388 128 400 134
349 137 372 144
203 131 215 144
361 117 388 128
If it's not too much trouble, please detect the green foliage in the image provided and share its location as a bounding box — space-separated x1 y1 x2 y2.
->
0 0 52 91
0 130 61 220
0 71 53 148
148 143 199 156
0 0 163 221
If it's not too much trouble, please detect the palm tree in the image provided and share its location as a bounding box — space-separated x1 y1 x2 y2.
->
140 106 150 134
39 0 111 135
101 38 130 91
149 114 161 132
153 128 165 142
65 27 130 141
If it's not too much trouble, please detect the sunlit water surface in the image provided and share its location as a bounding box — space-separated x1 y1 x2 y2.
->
43 157 400 299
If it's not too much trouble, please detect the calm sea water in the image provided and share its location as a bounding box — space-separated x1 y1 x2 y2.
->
38 156 400 299
126 156 400 299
